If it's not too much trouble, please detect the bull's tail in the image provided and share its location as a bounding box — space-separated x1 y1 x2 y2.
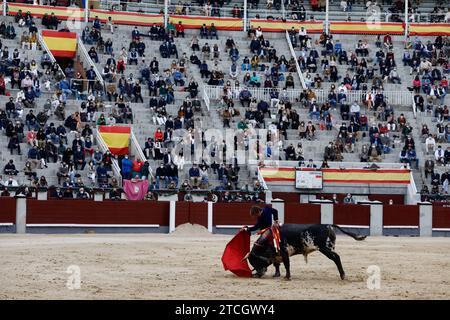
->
332 224 366 241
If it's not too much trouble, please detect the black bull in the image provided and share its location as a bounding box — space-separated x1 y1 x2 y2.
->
245 224 366 280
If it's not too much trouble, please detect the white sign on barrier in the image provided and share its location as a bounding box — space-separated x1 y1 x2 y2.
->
295 170 323 189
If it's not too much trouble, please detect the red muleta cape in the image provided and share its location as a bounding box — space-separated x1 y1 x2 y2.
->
221 230 252 277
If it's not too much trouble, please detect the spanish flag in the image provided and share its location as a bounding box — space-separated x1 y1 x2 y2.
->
91 9 163 26
169 15 243 30
41 30 77 58
329 22 404 35
322 169 410 184
409 23 450 36
260 167 410 184
249 19 323 33
98 126 131 155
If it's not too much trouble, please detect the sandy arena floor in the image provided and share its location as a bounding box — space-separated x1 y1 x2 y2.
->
1 225 450 300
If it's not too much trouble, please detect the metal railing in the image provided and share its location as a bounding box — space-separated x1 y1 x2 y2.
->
100 1 287 19
94 128 123 187
313 89 414 106
250 159 409 169
10 2 450 35
130 129 147 162
169 4 237 18
256 166 269 190
411 92 417 119
203 86 210 111
69 78 104 95
406 171 420 204
285 30 307 90
204 84 414 107
204 85 304 104
77 37 105 90
37 30 66 79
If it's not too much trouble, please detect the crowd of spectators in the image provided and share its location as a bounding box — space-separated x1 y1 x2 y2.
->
1 3 449 201
0 12 130 193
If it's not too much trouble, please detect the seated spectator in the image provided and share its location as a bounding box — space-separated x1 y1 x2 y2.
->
121 155 133 180
229 45 240 62
4 160 18 176
76 187 90 200
199 24 208 39
284 143 296 160
132 159 143 178
383 34 393 50
208 23 218 40
285 73 295 89
249 72 260 87
435 145 445 165
88 47 99 63
176 21 185 38
155 163 168 189
8 135 21 155
425 134 436 154
368 144 382 162
404 141 416 163
359 144 369 162
109 188 122 200
343 193 355 204
189 164 200 188
388 68 401 84
199 60 209 78
6 22 16 39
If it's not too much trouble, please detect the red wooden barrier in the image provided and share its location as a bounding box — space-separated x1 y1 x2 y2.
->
213 203 261 226
383 205 419 226
189 202 208 228
175 201 190 227
432 205 450 228
316 193 404 205
368 194 405 205
0 197 16 223
284 203 321 224
27 200 170 225
333 204 370 226
272 192 300 203
174 202 208 227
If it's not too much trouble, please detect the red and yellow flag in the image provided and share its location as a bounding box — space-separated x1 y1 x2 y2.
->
249 19 323 33
330 22 404 35
7 3 84 20
90 9 163 26
260 167 411 184
409 23 450 36
41 30 77 58
169 15 243 30
98 126 131 155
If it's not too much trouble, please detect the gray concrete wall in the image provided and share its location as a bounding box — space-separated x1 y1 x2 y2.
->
320 202 334 225
419 203 433 237
213 227 240 235
0 225 15 233
15 197 27 234
169 200 176 233
369 202 383 236
383 228 420 236
271 199 285 225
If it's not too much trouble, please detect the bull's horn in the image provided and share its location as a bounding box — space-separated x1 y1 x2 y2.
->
241 252 250 261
